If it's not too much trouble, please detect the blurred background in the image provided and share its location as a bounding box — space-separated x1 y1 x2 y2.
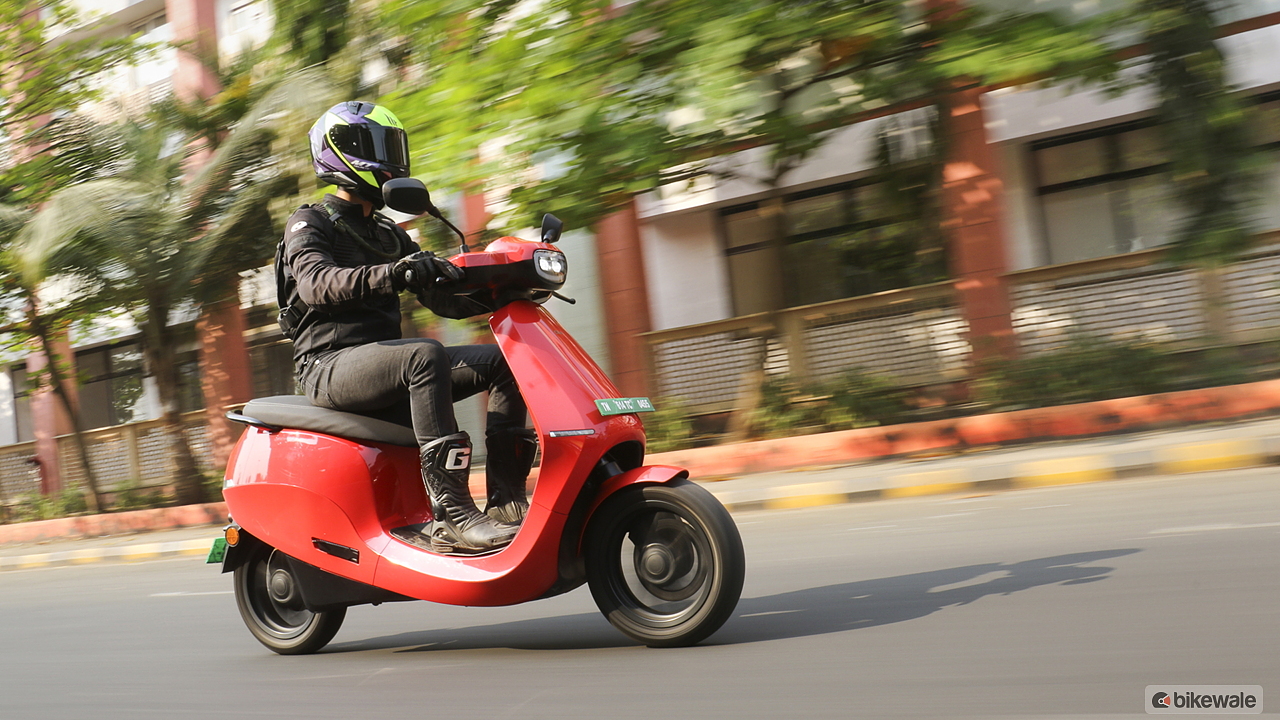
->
3 0 1280 518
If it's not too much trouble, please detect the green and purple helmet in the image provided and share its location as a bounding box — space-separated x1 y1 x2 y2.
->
309 101 410 204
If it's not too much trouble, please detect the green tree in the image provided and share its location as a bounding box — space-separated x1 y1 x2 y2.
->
12 75 329 504
384 1 1113 229
0 0 151 204
0 0 153 509
270 0 354 67
1125 0 1259 264
0 204 112 512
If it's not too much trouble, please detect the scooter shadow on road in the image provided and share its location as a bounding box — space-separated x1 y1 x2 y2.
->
717 548 1141 644
324 548 1139 654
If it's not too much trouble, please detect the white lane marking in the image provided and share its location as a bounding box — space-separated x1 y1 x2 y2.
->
928 570 1012 593
1150 521 1280 535
739 610 803 618
1020 504 1070 511
927 512 979 519
842 524 898 532
942 497 991 505
150 590 233 597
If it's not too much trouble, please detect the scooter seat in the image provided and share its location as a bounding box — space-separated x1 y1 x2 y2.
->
238 395 417 447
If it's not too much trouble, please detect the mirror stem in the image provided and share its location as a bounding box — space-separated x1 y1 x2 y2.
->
427 206 469 253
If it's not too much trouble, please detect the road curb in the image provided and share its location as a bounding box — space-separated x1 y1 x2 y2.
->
0 503 229 545
0 538 212 572
708 439 1280 513
3 436 1278 572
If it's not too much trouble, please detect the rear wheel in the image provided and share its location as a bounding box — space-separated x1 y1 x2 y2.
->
584 479 745 647
233 543 345 655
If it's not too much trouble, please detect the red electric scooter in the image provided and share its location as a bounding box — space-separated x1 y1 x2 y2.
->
212 203 744 655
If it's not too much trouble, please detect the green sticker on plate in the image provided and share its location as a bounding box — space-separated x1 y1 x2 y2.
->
595 397 656 416
207 537 227 564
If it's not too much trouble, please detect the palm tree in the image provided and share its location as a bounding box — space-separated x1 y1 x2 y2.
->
14 71 332 504
0 204 111 512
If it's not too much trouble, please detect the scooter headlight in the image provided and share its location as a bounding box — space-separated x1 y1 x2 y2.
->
534 249 567 286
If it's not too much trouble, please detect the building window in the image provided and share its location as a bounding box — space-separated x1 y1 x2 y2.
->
177 355 204 414
76 343 147 430
1032 122 1177 265
719 181 943 314
10 365 33 443
1250 96 1280 233
228 0 269 35
127 13 173 91
1033 93 1280 266
251 341 298 398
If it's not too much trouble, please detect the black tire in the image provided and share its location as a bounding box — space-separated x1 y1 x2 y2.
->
233 543 346 655
584 479 745 647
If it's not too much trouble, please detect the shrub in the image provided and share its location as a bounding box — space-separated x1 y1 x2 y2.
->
6 488 88 523
977 336 1178 410
748 370 910 439
111 479 169 512
643 400 694 454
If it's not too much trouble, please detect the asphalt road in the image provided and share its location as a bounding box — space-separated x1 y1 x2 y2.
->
1 469 1277 719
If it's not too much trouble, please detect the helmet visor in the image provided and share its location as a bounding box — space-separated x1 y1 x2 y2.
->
329 124 409 169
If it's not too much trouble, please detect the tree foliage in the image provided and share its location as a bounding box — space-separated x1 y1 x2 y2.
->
12 71 331 503
382 0 1116 231
270 0 354 68
1126 0 1259 264
0 0 151 203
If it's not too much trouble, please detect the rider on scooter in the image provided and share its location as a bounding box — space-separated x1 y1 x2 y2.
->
275 101 537 555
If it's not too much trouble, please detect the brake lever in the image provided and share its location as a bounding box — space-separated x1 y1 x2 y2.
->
553 292 576 305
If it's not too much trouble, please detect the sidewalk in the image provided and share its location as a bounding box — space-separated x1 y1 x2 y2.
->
3 415 1278 571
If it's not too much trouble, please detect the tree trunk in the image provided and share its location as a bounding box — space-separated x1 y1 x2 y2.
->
142 313 207 506
26 306 105 513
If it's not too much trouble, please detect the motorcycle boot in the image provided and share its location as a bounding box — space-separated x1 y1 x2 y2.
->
484 427 538 524
420 432 518 554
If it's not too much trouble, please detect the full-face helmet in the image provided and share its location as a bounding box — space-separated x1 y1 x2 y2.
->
309 101 410 206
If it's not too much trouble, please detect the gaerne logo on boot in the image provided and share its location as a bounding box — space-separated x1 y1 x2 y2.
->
1147 686 1262 714
444 446 471 471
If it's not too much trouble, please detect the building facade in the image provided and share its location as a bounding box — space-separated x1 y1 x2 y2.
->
6 0 1280 500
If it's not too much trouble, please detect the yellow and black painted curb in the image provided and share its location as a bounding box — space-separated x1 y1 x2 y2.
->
4 437 1277 571
0 538 211 572
711 437 1280 513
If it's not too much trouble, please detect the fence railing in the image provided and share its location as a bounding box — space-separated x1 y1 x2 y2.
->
641 281 971 413
642 236 1280 414
0 412 213 504
1006 235 1280 355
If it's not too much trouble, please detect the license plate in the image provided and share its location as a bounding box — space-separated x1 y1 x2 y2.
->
207 537 227 564
595 397 656 416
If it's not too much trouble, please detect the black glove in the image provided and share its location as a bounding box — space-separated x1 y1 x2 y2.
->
392 251 461 291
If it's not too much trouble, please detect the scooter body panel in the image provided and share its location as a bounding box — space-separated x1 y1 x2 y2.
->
492 301 647 517
223 290 653 607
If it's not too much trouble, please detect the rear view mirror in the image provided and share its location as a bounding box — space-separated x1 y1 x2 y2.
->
383 178 434 216
541 213 563 244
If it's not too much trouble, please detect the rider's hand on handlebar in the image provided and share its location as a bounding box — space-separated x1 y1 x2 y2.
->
392 251 462 292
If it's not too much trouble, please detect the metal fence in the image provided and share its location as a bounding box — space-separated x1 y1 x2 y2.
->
0 412 213 504
641 282 972 413
642 238 1280 414
1006 238 1280 355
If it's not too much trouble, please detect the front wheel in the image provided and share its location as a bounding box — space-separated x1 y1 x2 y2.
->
584 479 745 647
233 543 345 655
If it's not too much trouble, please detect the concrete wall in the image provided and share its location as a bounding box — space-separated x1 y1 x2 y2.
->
639 210 733 330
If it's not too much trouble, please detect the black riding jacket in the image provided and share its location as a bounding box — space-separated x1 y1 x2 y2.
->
276 193 477 363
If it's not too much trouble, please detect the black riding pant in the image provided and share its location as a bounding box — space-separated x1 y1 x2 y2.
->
297 340 526 446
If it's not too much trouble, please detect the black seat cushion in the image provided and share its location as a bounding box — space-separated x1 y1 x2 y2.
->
240 395 417 447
